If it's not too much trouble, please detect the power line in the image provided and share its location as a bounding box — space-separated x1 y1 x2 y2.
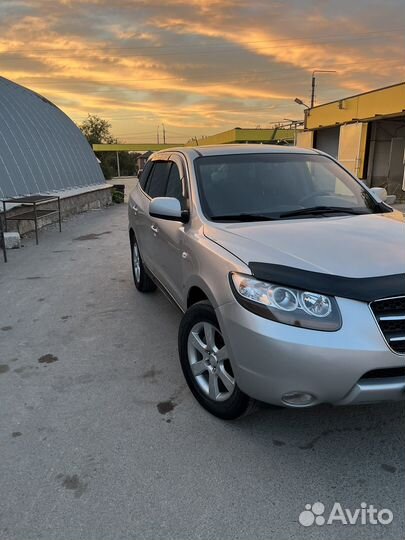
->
13 73 312 94
72 88 395 122
1 31 404 62
12 58 405 88
10 64 405 103
1 28 402 55
70 104 316 123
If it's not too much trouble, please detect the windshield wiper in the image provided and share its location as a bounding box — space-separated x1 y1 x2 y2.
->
210 213 277 222
278 206 371 219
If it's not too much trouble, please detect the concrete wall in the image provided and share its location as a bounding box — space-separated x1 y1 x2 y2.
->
2 186 113 236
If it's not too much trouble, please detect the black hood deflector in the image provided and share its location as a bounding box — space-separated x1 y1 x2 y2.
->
248 262 405 302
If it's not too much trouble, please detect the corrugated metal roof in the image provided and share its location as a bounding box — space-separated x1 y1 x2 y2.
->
0 77 104 198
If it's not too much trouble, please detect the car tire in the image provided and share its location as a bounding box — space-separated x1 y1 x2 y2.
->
130 233 156 293
179 301 253 419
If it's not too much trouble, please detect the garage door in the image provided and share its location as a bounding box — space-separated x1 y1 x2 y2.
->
314 126 340 158
369 119 405 198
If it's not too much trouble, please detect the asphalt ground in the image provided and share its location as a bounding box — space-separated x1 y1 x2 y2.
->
0 203 404 540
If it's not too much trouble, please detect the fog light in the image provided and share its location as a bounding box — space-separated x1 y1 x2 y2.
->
282 391 316 407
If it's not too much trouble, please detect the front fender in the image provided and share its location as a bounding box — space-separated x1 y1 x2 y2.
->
183 233 250 311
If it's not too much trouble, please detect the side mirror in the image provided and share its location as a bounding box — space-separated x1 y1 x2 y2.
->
369 187 397 206
149 197 189 223
370 186 388 202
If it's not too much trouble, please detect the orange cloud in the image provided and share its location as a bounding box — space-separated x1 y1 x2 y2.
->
0 1 403 142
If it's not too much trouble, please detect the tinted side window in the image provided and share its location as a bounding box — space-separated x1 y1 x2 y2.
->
139 161 153 190
145 162 171 198
165 163 185 206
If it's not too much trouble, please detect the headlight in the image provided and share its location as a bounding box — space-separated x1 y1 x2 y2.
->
230 273 341 331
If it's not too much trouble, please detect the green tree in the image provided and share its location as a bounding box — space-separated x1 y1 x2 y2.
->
79 114 135 179
79 114 117 145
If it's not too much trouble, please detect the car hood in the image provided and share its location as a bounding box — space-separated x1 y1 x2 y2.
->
203 212 405 278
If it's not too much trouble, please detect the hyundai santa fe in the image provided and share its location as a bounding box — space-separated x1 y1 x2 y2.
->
128 145 405 419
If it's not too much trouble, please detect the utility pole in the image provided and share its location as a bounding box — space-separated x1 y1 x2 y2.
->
157 125 160 144
162 123 166 144
116 151 120 177
311 70 337 108
310 74 316 108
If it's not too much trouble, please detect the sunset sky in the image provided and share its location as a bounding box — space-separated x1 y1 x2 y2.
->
1 0 404 143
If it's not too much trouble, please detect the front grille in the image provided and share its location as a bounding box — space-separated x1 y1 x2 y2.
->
371 296 405 354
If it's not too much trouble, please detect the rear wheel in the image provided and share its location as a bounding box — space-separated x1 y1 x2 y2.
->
179 301 253 419
130 233 156 292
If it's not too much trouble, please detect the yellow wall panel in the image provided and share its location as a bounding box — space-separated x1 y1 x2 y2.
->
306 82 405 130
338 123 368 178
194 128 295 146
296 130 314 148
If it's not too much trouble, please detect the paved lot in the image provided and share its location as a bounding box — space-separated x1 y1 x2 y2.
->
0 204 404 540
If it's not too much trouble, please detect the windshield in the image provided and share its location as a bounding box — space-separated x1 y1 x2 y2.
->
194 153 382 221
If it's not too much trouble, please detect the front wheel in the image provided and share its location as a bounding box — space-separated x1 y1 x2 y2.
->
130 233 156 292
178 301 253 419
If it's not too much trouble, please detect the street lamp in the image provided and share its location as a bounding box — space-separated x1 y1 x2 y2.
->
311 70 336 108
294 97 310 109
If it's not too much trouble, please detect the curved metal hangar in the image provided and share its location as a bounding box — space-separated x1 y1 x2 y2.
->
0 76 104 198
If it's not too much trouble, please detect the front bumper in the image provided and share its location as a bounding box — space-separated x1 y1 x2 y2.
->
337 377 405 405
216 297 405 407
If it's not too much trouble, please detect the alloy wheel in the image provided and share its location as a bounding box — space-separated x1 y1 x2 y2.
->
132 241 141 283
187 321 235 402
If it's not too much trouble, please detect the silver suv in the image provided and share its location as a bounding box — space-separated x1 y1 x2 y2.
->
128 145 405 419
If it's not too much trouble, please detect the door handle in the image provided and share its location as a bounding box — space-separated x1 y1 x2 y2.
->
130 203 138 214
151 224 159 234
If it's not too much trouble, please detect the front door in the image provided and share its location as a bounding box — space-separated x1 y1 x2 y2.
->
148 158 188 305
139 160 172 272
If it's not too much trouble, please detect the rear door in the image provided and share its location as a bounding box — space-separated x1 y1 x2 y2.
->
129 159 152 245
